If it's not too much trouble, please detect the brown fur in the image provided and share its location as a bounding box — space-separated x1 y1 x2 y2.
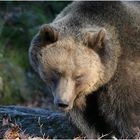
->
29 1 140 139
37 37 106 110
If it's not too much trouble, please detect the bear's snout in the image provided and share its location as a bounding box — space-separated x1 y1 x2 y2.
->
54 98 70 110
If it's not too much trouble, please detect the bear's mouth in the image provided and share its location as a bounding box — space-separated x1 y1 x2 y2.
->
54 98 76 112
54 92 87 112
53 98 73 111
58 105 73 112
57 96 86 112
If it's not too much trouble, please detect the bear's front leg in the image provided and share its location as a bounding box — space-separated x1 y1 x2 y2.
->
69 108 100 139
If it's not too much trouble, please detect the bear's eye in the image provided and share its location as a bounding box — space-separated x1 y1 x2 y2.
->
51 76 58 84
50 69 62 85
52 69 62 77
74 75 84 83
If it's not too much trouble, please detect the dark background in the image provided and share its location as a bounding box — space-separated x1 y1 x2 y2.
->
0 1 70 109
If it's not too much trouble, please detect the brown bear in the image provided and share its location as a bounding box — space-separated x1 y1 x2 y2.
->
29 1 140 139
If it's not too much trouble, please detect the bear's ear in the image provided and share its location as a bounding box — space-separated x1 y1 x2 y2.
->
39 24 59 45
83 28 107 51
29 25 58 73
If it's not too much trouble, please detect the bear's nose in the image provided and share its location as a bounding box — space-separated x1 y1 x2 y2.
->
54 99 69 108
57 103 69 108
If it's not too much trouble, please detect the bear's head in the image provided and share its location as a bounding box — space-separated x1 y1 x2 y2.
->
29 24 120 111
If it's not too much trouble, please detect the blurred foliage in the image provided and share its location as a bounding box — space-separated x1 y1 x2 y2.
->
0 1 70 105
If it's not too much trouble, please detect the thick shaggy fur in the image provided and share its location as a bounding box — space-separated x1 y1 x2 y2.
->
29 1 140 139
